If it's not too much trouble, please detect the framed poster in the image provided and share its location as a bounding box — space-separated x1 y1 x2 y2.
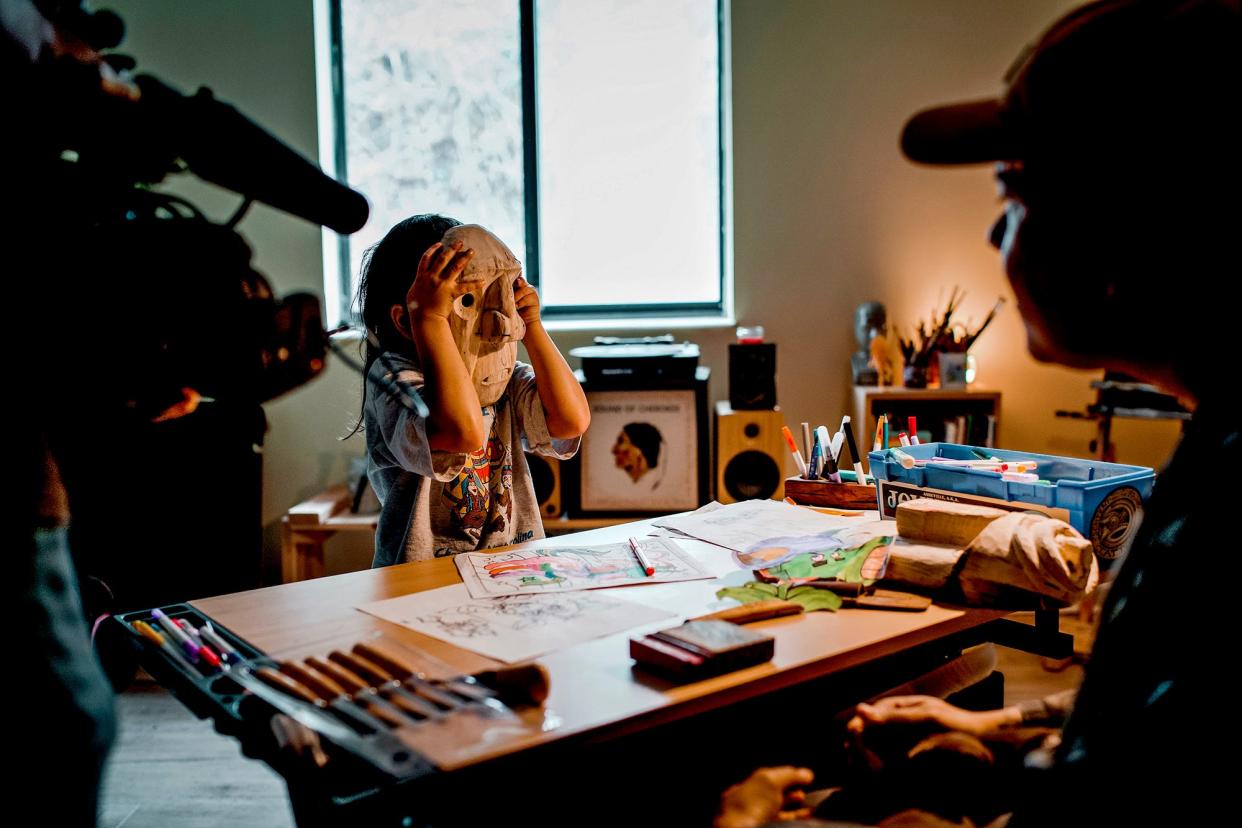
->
576 371 709 514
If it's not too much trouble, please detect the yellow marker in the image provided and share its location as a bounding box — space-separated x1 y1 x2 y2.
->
133 620 166 646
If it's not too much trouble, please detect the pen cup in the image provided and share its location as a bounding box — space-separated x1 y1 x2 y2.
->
938 352 968 388
902 365 929 389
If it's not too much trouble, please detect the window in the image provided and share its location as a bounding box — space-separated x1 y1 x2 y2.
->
318 0 731 327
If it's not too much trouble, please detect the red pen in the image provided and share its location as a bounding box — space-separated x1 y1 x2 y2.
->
628 537 655 576
175 618 222 672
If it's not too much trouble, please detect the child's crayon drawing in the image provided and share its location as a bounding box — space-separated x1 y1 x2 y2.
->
454 538 711 598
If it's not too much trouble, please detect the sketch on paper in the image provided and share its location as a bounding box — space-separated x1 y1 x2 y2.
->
454 538 711 598
655 499 887 555
357 584 675 663
415 594 597 639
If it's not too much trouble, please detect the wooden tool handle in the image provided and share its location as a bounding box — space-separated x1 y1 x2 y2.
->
474 663 551 706
280 662 346 700
693 599 803 624
353 642 416 680
254 667 321 706
305 657 368 695
329 650 393 686
848 590 932 611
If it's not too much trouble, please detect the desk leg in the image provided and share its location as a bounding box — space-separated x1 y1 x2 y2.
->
281 520 327 583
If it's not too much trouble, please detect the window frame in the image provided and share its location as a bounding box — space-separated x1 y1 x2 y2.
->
318 0 733 328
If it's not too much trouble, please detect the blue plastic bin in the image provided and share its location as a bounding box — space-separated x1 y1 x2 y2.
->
868 442 1155 564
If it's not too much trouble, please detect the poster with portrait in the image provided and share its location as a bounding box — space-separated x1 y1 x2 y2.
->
579 389 701 512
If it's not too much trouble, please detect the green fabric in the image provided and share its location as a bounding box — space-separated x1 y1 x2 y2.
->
716 581 843 612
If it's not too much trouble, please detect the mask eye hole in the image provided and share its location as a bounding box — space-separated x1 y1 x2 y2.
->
454 291 479 319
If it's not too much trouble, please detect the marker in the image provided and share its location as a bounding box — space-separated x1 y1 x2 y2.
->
873 415 885 453
174 618 200 639
175 620 223 671
834 417 864 481
814 427 834 454
839 470 873 484
816 426 833 461
908 416 920 445
133 620 196 671
899 432 911 447
889 447 916 470
151 609 201 664
830 430 845 461
807 439 822 480
1002 472 1039 483
821 439 842 483
782 426 809 477
201 623 243 665
883 416 891 452
628 537 655 576
800 422 813 463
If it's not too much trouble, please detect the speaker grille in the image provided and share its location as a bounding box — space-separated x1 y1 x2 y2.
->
723 450 782 501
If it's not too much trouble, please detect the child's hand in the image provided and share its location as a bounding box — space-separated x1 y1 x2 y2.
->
407 241 474 322
514 276 542 336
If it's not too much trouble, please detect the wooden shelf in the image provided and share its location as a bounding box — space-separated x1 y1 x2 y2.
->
853 385 1001 447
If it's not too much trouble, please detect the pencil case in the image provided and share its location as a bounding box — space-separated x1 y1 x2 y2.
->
102 604 426 800
868 442 1154 565
105 604 554 797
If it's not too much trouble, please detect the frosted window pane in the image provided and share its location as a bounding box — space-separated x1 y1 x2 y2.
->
340 0 525 302
535 0 721 308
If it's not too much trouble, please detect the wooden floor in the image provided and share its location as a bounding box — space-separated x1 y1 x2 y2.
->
99 612 1086 828
99 682 295 828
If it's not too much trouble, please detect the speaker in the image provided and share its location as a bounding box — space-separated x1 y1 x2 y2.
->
728 343 777 410
526 453 563 519
714 401 785 503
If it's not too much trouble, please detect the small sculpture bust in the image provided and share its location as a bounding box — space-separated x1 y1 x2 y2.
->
851 301 888 385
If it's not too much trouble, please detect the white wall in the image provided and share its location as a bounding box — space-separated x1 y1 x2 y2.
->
106 0 1181 580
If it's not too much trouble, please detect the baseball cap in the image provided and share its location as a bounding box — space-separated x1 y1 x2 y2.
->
900 0 1241 167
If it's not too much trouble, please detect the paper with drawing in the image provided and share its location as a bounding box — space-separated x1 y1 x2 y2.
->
654 500 891 569
357 585 675 662
454 538 711 599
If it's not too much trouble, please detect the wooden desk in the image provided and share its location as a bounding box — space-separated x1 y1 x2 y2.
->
197 516 1005 778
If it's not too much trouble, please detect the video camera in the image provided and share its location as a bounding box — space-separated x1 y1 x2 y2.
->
28 1 370 418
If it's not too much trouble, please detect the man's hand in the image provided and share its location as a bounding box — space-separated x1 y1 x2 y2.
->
847 696 1020 742
715 766 815 828
406 240 474 324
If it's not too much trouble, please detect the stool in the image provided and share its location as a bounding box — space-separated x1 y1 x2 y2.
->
281 485 378 582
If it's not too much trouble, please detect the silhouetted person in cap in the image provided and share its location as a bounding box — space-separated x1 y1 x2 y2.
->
715 2 1241 825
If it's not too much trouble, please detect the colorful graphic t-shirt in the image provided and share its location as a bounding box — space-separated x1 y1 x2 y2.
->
365 354 580 564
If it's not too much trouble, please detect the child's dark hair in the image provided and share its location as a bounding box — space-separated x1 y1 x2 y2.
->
349 213 461 436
